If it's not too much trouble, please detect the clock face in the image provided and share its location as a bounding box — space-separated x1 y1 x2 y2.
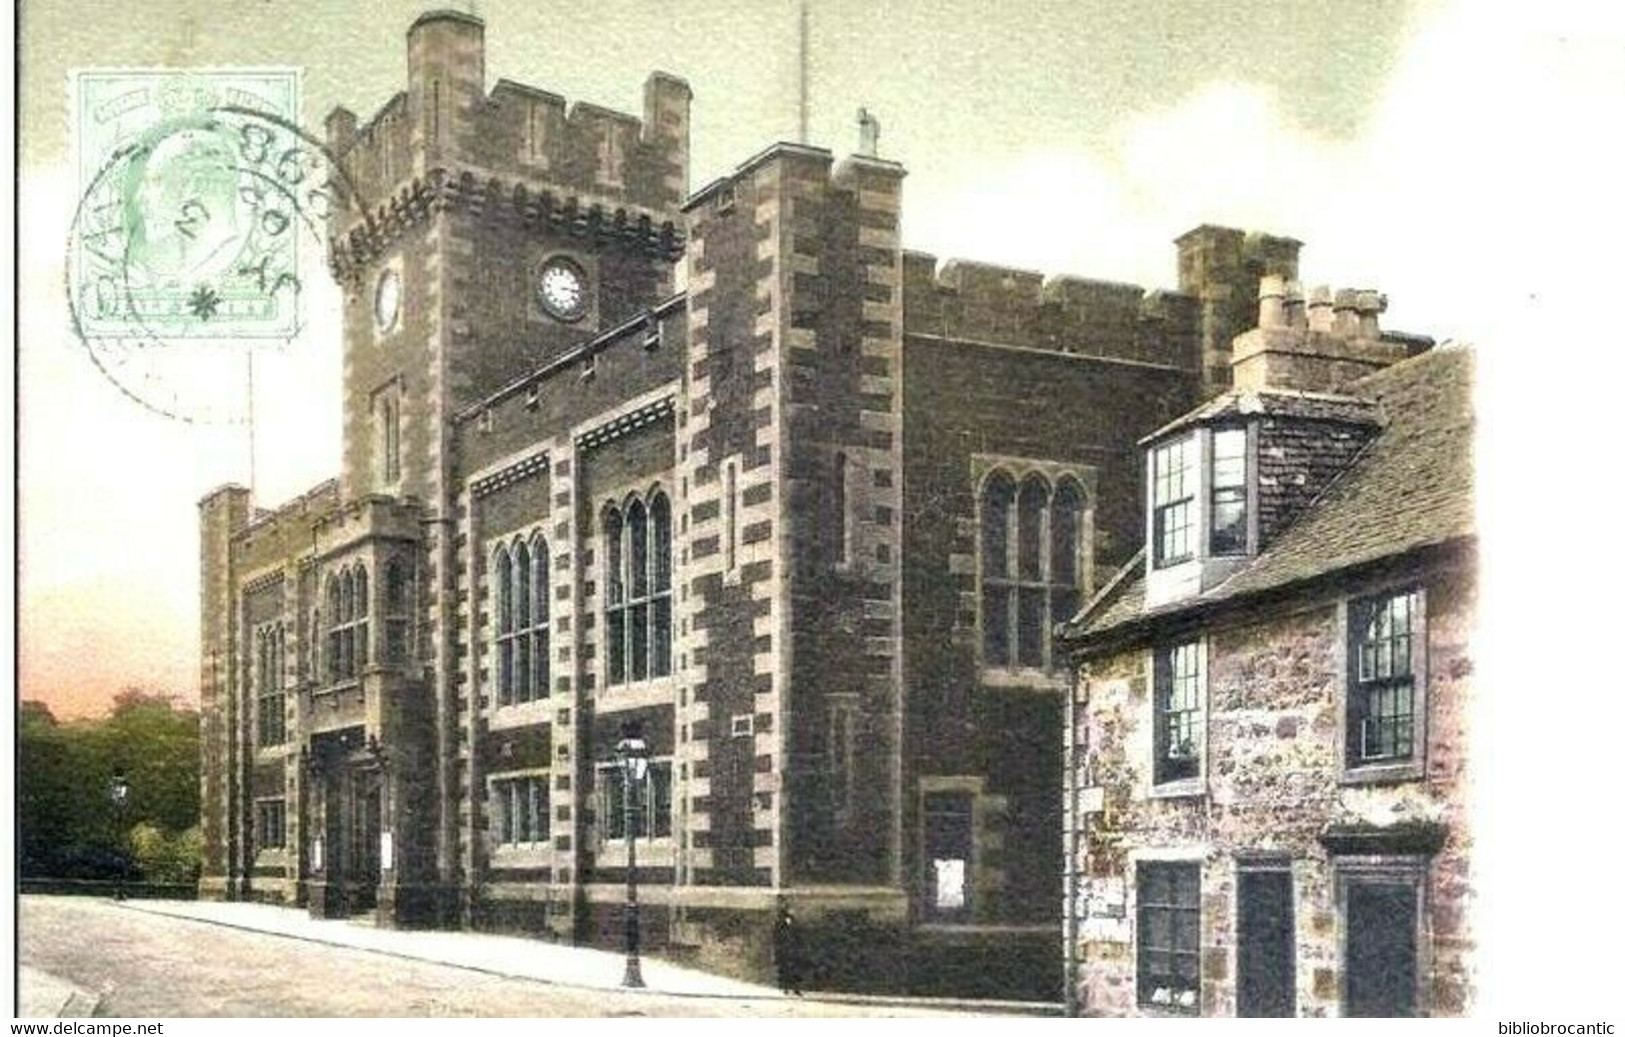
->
374 269 401 332
538 258 587 321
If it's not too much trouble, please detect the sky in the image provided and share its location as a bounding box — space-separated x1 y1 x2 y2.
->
15 0 1624 720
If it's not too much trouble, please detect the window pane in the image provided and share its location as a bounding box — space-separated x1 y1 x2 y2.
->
628 501 649 599
515 542 531 629
533 629 550 698
1018 586 1045 667
1210 490 1246 555
1051 483 1081 586
604 770 626 840
607 612 626 686
982 474 1014 580
1017 476 1048 581
650 496 672 593
604 509 623 605
652 763 673 838
651 596 672 678
495 549 512 634
983 585 1011 666
515 633 532 701
630 602 649 682
498 641 514 705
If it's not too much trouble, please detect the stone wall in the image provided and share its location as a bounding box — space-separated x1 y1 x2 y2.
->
1069 553 1475 1016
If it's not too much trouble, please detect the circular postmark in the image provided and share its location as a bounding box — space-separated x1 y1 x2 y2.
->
66 101 371 424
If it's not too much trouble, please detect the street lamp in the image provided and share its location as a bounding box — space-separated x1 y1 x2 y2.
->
615 724 649 989
108 772 131 901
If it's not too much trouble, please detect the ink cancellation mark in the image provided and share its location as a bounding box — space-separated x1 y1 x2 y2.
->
67 69 367 423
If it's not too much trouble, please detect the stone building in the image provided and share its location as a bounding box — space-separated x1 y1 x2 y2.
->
198 9 1303 997
1056 279 1475 1015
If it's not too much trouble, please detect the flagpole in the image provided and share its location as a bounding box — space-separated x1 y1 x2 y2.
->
246 350 257 509
798 0 809 144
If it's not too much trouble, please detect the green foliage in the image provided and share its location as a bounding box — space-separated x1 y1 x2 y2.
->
18 689 200 883
129 822 202 885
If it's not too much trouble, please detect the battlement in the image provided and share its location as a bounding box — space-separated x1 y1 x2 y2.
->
901 252 1200 368
1232 275 1417 392
325 10 691 234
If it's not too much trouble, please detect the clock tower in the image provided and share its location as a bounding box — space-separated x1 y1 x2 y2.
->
324 9 691 503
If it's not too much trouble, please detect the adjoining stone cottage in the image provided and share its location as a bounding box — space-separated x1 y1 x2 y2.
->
1056 278 1476 1017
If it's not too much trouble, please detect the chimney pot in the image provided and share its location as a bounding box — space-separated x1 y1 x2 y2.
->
1257 274 1287 328
1307 285 1335 332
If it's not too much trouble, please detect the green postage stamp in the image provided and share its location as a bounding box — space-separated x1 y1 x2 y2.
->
72 69 303 340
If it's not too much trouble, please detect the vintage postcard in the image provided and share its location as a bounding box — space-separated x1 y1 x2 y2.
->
10 0 1621 1025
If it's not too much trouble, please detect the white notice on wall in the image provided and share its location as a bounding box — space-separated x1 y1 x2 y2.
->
933 858 966 909
311 837 323 872
380 831 393 871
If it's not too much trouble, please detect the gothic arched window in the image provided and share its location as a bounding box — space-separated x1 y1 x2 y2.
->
529 534 551 700
980 472 1017 667
385 559 412 663
494 545 515 704
493 538 550 706
980 469 1088 672
606 490 673 686
255 623 286 747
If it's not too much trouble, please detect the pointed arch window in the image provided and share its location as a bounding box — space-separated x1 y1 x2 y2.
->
384 559 413 663
255 623 286 747
980 468 1088 672
493 537 550 705
325 564 368 682
605 490 674 686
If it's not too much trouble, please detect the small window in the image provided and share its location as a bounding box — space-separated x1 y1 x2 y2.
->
1348 589 1422 766
600 760 674 840
923 791 974 923
255 799 287 852
1137 862 1200 1010
1153 642 1203 785
493 775 550 847
731 714 754 738
1209 427 1247 555
1152 436 1197 567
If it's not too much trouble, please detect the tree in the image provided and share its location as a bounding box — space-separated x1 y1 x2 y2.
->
18 690 201 884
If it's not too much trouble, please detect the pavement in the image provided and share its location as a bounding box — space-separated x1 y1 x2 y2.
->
118 898 776 1000
20 896 1015 1016
17 966 102 1018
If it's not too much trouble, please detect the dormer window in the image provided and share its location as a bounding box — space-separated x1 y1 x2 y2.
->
1152 436 1197 568
1209 428 1248 556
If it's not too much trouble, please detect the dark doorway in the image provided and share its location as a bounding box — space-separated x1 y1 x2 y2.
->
922 791 973 923
1237 867 1295 1017
1345 881 1418 1017
349 781 382 911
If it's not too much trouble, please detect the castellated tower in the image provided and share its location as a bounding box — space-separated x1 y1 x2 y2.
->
324 9 691 503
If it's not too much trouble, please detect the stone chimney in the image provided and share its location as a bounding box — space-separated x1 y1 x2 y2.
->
1230 276 1413 393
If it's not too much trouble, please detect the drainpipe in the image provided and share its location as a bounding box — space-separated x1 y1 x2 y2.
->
1062 660 1084 1017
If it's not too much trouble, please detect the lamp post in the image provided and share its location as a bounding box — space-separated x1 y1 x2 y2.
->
108 772 130 901
615 725 649 989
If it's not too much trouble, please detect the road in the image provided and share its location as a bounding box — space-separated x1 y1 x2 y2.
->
19 897 984 1017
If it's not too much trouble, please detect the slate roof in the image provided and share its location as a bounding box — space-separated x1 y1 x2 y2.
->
1060 344 1475 646
1138 387 1380 446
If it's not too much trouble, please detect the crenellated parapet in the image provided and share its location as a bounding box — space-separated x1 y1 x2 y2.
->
902 253 1201 368
324 10 690 279
327 167 684 283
